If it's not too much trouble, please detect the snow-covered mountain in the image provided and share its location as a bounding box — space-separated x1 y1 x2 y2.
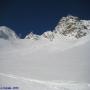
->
25 15 90 41
54 15 90 39
0 26 19 40
0 15 90 90
0 15 90 41
25 32 40 40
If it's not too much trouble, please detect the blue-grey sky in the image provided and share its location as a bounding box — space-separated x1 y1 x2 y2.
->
0 0 90 38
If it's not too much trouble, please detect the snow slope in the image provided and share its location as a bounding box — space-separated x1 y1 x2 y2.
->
0 15 90 90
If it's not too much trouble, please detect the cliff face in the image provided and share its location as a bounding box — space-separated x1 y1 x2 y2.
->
54 15 90 39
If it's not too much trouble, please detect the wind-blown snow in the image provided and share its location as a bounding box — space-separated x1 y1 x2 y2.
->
0 15 90 90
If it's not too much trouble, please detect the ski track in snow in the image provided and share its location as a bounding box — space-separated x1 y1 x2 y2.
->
0 73 90 90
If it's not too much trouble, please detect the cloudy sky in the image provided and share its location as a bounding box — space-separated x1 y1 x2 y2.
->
0 0 90 38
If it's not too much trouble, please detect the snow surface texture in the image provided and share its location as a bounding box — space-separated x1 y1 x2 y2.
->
0 15 90 90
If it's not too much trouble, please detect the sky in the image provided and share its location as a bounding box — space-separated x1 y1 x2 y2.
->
0 0 90 38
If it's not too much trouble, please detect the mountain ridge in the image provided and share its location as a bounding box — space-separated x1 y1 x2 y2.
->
0 15 90 41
